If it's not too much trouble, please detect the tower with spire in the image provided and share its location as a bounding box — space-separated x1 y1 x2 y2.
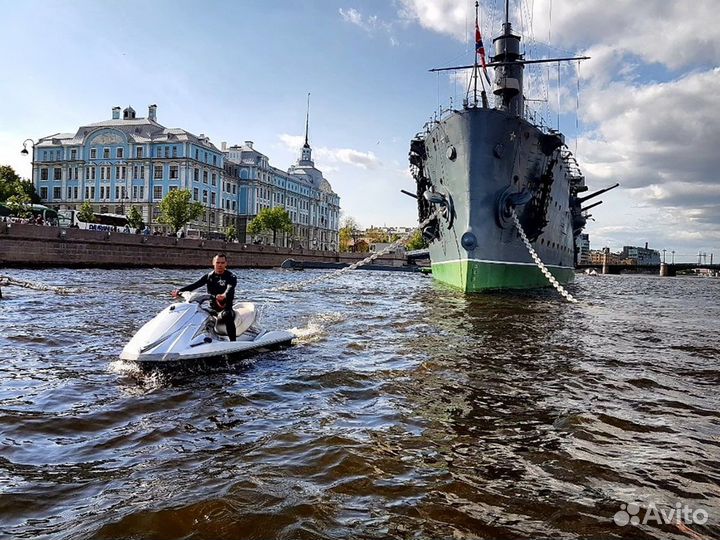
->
298 93 313 166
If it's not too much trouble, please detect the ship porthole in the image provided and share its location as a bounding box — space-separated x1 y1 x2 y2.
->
446 146 457 161
461 232 477 251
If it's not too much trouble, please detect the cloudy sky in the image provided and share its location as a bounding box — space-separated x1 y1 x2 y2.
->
1 0 717 261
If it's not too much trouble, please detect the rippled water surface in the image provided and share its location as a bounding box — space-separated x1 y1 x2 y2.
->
1 268 718 539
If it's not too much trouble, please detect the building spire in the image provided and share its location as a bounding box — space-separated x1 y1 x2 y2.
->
298 92 314 165
304 92 310 148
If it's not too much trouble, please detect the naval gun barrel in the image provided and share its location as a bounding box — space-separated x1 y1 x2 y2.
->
581 200 603 213
576 182 619 204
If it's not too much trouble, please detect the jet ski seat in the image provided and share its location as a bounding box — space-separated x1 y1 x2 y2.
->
214 302 257 339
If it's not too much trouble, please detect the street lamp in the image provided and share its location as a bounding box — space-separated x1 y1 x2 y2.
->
20 139 35 156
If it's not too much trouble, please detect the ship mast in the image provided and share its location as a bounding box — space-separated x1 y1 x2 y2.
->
467 1 489 108
432 0 588 116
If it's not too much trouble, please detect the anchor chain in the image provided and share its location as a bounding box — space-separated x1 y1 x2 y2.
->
509 208 578 304
0 276 72 296
266 209 442 293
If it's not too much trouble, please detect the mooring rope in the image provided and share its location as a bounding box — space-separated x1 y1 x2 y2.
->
509 208 578 303
0 276 72 295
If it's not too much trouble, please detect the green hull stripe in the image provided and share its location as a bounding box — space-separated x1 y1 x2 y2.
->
430 259 575 292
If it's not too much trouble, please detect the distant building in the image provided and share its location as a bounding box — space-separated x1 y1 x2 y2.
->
32 105 226 234
622 243 661 266
575 233 591 265
224 136 340 250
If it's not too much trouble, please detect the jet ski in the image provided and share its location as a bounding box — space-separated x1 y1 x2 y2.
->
120 291 294 363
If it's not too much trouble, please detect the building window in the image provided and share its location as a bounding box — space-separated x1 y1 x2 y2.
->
172 146 177 158
90 148 97 159
202 190 208 203
117 147 124 159
213 155 217 166
40 168 48 180
203 171 208 183
67 186 72 199
103 148 110 159
40 187 48 199
194 168 199 181
169 165 178 179
193 188 199 200
153 186 162 199
74 186 78 199
53 168 61 180
136 147 143 159
139 186 144 199
211 173 216 186
164 146 169 158
195 149 199 160
70 149 77 160
154 165 163 179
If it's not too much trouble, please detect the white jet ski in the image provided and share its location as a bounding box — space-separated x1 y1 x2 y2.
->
120 291 294 363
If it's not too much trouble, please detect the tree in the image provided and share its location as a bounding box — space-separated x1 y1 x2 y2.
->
157 189 204 234
405 229 428 251
247 207 293 245
78 201 95 223
5 192 32 218
126 206 144 231
366 227 389 244
0 165 40 203
225 224 237 242
339 216 361 252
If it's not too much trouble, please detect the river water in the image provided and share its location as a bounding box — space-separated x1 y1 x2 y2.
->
0 268 718 539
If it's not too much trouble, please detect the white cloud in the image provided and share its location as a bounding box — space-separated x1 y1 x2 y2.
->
278 133 381 170
527 0 720 71
398 0 473 41
338 7 398 45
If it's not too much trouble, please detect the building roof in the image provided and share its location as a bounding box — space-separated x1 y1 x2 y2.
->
36 109 221 152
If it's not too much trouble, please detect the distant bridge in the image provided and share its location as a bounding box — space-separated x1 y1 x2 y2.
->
576 263 720 275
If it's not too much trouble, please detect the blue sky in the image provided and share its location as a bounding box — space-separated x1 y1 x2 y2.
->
1 1 718 262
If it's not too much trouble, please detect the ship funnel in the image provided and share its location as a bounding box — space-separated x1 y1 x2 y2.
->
492 22 524 116
576 182 619 204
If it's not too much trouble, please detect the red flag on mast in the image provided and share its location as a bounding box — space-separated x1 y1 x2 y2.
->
475 21 491 85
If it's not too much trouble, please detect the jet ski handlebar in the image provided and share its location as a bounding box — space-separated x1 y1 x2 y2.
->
181 291 213 304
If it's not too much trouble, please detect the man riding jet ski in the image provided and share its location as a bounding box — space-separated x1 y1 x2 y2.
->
120 253 294 363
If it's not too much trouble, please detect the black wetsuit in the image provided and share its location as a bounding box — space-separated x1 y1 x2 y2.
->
178 270 238 341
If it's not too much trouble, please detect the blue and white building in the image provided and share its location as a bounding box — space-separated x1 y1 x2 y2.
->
224 131 340 250
32 105 227 233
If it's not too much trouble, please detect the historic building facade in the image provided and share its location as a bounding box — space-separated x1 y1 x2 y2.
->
224 133 340 250
31 104 340 248
31 105 227 234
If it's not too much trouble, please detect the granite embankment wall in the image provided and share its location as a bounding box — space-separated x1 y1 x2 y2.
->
0 223 406 269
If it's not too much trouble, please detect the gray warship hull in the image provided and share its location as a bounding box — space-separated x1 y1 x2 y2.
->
410 107 583 291
409 13 595 292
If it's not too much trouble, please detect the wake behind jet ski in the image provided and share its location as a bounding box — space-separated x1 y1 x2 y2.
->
120 291 295 364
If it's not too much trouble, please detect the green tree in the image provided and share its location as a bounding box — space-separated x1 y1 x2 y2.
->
405 229 428 251
78 201 95 223
126 205 144 231
5 192 32 218
225 224 237 242
157 189 203 234
247 207 293 245
0 165 40 203
339 216 360 252
366 227 389 244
